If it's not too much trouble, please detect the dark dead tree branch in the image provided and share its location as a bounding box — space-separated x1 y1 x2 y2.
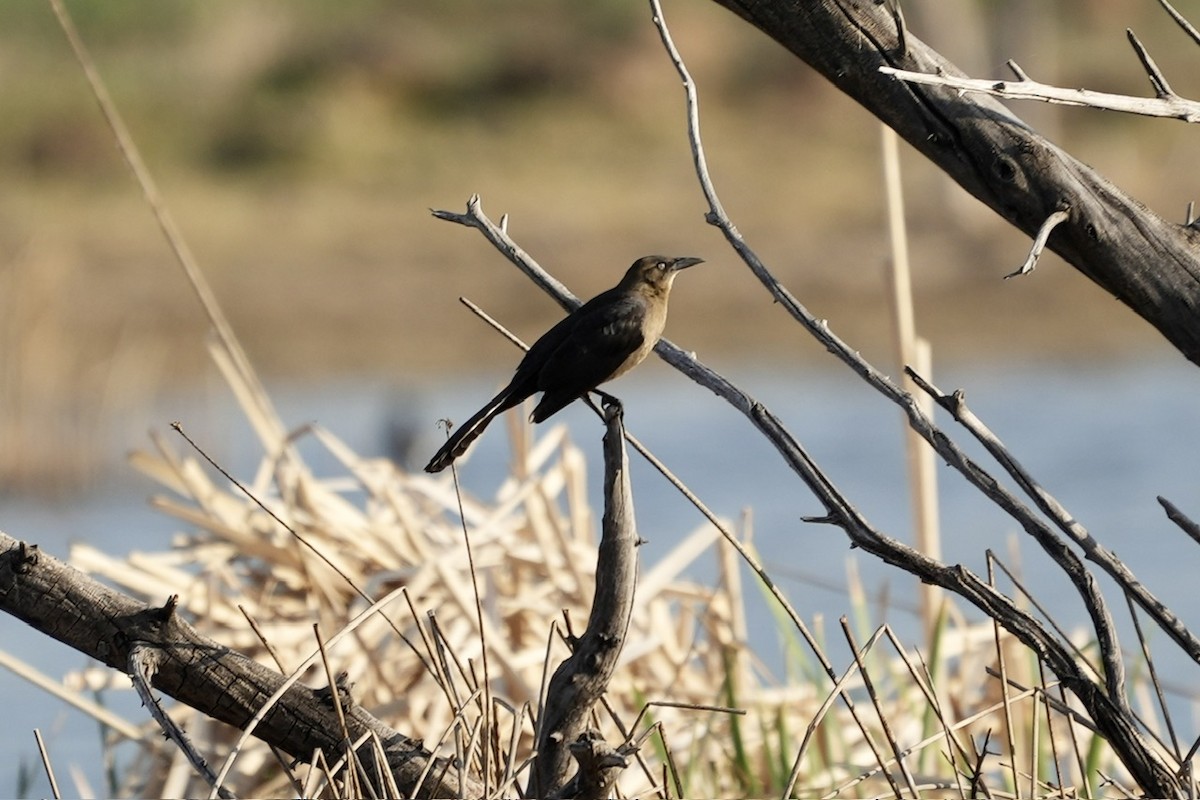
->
531 401 639 798
707 0 1200 366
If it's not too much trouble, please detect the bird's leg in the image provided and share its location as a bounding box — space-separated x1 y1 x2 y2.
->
592 390 623 417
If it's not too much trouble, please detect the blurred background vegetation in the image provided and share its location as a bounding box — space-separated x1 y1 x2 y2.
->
1 0 1198 491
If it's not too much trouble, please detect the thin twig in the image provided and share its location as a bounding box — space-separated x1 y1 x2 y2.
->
1056 679 1091 800
884 631 974 798
1125 594 1181 761
983 666 1096 732
987 556 1022 796
841 619 919 798
1126 28 1175 100
170 422 433 673
1006 208 1070 278
128 641 234 799
784 645 866 797
1156 0 1200 47
439 421 494 798
1037 659 1067 797
239 604 288 673
986 553 1105 681
312 625 364 799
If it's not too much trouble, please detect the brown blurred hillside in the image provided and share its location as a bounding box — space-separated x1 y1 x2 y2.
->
2 0 1198 487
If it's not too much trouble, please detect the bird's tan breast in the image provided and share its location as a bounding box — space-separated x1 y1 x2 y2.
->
605 293 669 382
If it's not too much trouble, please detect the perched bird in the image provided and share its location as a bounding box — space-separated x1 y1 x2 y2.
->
425 255 702 473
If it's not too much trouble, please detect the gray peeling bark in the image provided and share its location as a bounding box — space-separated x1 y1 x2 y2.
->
0 530 477 800
709 0 1200 364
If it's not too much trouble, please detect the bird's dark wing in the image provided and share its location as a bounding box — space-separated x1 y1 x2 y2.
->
529 293 648 422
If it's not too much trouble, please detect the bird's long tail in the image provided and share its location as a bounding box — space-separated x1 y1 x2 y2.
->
424 388 520 473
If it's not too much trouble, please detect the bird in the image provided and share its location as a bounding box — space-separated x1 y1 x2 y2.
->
425 254 703 473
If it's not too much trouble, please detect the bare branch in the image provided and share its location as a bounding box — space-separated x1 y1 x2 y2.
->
709 0 1200 365
878 65 1200 123
646 0 1133 728
906 368 1200 666
434 184 1181 795
128 638 234 799
1126 28 1176 100
531 402 638 797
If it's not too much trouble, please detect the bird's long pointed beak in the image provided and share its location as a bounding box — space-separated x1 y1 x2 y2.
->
671 257 704 271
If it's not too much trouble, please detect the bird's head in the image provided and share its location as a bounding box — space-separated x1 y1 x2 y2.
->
621 255 704 295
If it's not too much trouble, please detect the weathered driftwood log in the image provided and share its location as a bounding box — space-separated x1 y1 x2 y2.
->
0 529 478 799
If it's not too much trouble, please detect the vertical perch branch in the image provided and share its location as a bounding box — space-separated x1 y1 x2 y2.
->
531 400 639 798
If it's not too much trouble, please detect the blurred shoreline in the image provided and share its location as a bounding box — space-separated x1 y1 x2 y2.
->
2 1 1196 492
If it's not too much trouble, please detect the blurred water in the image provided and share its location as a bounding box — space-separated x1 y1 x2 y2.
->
3 356 1200 796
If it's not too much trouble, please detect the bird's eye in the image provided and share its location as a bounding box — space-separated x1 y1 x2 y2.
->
656 261 667 270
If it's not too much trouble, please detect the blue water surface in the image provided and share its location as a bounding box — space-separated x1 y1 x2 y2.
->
4 355 1200 796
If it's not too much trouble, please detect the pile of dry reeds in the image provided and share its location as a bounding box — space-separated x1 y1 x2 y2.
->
64 387 768 796
11 367 1125 797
